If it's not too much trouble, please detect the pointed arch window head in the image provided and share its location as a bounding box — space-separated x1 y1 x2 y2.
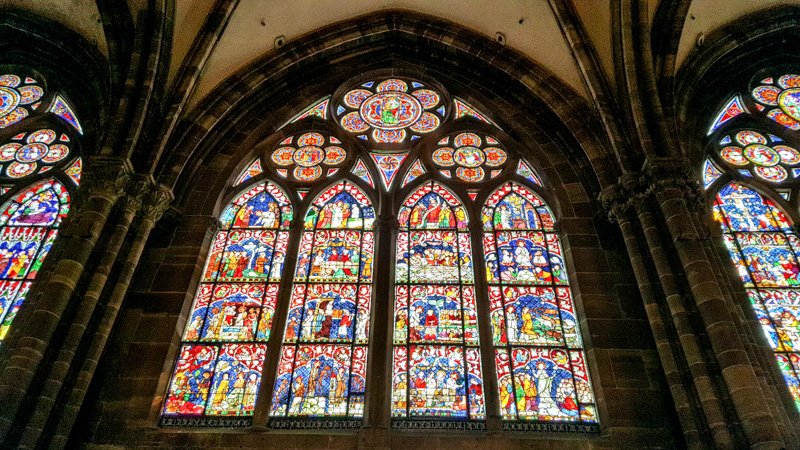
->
162 182 291 423
393 181 485 421
483 183 596 424
271 182 374 420
0 179 69 341
713 182 800 411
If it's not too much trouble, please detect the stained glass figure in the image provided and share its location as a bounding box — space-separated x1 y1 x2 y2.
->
369 152 408 190
0 179 69 341
703 159 723 190
48 94 82 135
713 182 800 411
716 130 798 183
271 182 373 420
707 96 747 135
350 158 374 189
515 160 543 186
0 130 71 179
269 132 347 183
750 75 800 131
0 75 44 129
483 183 596 423
336 78 444 142
234 159 264 186
401 159 426 188
392 182 485 421
163 182 291 424
290 98 330 124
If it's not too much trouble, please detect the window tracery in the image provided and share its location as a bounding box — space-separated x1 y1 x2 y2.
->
162 73 597 430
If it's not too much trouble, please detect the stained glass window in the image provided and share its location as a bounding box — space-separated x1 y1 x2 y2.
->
392 181 486 421
0 179 70 341
270 132 346 183
713 182 800 410
0 74 44 129
0 129 72 179
482 183 596 423
161 182 291 424
270 182 374 420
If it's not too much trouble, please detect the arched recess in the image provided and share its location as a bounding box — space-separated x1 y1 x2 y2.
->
153 10 617 211
676 6 800 166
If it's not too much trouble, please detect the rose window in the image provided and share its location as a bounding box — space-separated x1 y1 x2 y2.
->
336 78 444 143
431 132 507 182
0 74 44 129
270 132 347 182
718 130 799 182
0 129 71 179
752 74 800 131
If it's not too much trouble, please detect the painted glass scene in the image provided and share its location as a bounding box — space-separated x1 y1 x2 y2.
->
0 179 69 341
271 182 373 419
392 181 486 420
483 183 596 423
714 182 800 410
162 182 291 419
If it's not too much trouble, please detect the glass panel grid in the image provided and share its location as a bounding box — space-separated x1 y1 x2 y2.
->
162 183 291 422
392 181 486 421
270 182 373 420
484 183 596 424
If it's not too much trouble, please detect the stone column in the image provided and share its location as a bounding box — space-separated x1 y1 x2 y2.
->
49 184 171 449
600 182 711 449
17 177 149 449
0 157 130 442
645 158 783 448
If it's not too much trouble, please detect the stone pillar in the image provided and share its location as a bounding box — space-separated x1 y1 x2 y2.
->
644 158 783 448
17 177 149 449
49 184 172 449
0 157 130 442
600 181 714 449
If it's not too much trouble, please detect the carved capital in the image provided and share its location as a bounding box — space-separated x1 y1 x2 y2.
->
80 157 133 201
642 157 705 213
139 184 173 223
120 176 150 213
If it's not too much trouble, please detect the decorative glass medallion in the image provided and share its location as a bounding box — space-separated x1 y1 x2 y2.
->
269 133 347 183
0 130 71 179
430 133 507 182
336 79 445 142
369 152 408 190
0 75 44 129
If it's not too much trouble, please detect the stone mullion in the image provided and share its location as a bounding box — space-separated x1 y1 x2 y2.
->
612 208 705 448
634 198 734 448
49 185 172 449
366 215 394 430
0 158 130 443
17 178 148 449
653 185 783 447
251 219 304 428
468 221 501 432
